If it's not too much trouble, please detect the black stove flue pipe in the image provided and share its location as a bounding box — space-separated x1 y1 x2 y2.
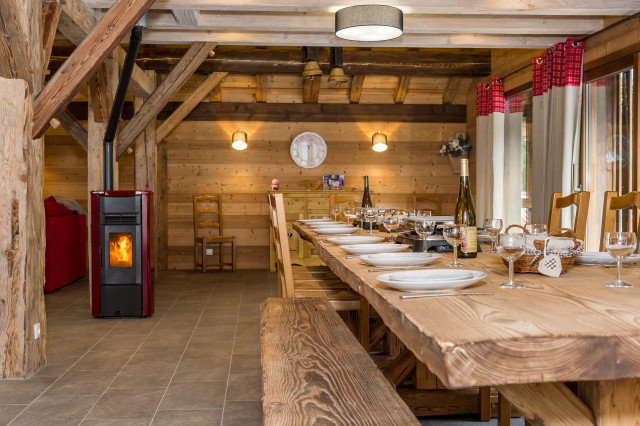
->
103 25 144 190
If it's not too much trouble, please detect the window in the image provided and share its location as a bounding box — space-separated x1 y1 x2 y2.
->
584 67 635 251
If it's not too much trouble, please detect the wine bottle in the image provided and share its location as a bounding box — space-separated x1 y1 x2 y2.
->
362 176 373 207
454 158 477 258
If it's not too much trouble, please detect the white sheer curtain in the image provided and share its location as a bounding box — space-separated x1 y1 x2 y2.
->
476 77 505 225
531 38 584 226
503 94 523 227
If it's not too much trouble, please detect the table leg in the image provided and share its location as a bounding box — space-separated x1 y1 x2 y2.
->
577 379 640 425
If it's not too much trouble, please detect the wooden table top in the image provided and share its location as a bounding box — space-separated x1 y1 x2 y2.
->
293 223 640 389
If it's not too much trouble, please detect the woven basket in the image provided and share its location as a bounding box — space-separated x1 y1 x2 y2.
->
501 225 583 274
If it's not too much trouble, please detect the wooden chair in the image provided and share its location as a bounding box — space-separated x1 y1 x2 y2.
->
547 191 590 241
269 193 369 350
600 191 640 252
193 195 237 272
412 193 442 215
328 193 362 211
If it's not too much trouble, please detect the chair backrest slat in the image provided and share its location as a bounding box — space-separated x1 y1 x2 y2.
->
194 195 224 238
268 193 296 298
547 191 590 242
600 191 640 252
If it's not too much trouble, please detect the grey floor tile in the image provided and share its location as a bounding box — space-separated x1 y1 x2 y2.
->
110 363 176 390
182 341 233 360
191 325 236 342
225 375 261 401
0 404 27 426
45 370 118 396
230 354 260 375
151 409 222 425
222 401 262 426
91 334 146 352
232 337 260 354
159 381 226 410
0 376 57 404
73 350 134 371
10 395 98 426
172 358 230 382
87 388 165 420
80 419 151 426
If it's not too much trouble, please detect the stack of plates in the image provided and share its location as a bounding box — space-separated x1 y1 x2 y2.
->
377 269 487 292
299 218 331 224
309 222 352 229
326 236 385 245
575 252 640 266
314 226 359 235
341 243 410 255
360 252 441 267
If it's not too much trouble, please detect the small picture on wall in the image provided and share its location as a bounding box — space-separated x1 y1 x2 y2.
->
455 132 466 139
323 175 344 190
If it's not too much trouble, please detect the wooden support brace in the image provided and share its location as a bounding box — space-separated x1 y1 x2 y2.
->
256 74 268 102
383 348 417 388
349 75 365 104
57 109 88 152
578 379 640 425
156 71 227 143
42 0 62 75
393 76 411 104
303 78 320 103
116 42 217 159
442 77 461 105
32 0 156 138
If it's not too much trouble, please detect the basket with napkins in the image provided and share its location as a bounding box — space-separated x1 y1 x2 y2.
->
503 225 584 277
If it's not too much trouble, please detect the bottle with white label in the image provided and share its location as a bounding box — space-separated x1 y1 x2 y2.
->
454 158 477 258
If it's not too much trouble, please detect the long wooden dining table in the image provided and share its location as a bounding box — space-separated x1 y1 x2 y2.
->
293 222 640 424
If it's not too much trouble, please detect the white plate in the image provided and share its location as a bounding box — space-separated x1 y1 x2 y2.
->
309 222 353 228
575 251 640 265
377 269 487 292
326 236 385 245
298 218 331 223
405 215 454 222
341 243 410 255
360 252 441 267
316 227 359 235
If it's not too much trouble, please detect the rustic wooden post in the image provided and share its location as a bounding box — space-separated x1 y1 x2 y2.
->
157 143 169 271
134 70 158 276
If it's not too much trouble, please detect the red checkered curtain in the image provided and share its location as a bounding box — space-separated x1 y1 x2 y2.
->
531 38 584 225
476 76 505 224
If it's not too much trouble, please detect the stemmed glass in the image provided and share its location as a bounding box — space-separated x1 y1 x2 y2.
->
343 207 355 224
525 224 547 235
496 233 526 289
330 207 342 222
417 209 432 217
483 219 503 253
414 219 435 252
383 213 400 242
443 224 465 268
364 208 378 234
603 232 637 288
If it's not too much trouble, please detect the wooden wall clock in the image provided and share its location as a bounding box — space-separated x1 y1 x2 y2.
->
290 132 327 168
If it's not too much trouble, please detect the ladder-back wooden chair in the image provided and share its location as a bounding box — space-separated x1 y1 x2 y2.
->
547 191 590 241
412 193 442 215
329 193 362 211
193 195 237 272
269 193 369 350
600 191 640 252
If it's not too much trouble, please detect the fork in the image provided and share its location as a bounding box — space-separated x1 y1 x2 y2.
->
593 259 640 268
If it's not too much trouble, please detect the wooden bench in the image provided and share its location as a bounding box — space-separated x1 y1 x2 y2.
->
261 297 419 425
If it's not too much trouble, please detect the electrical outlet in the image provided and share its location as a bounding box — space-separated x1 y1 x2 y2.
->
33 323 41 340
205 248 214 256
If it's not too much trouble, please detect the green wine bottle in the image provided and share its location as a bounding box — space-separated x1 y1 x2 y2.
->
361 176 373 208
454 158 477 258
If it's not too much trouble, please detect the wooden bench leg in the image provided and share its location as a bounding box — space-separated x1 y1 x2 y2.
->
479 387 491 421
202 241 207 272
232 237 237 271
360 298 369 352
498 393 511 426
218 241 223 271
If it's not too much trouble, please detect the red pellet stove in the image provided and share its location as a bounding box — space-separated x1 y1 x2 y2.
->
89 21 153 318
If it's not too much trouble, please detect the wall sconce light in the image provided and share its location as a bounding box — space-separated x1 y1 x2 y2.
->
372 131 388 152
335 5 403 42
232 131 247 150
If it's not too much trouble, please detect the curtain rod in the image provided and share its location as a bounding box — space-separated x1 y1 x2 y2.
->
500 12 640 81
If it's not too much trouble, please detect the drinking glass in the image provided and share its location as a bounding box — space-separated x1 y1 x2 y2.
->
603 231 637 288
483 219 503 253
525 224 547 235
414 219 435 252
383 214 400 242
443 224 465 268
364 208 378 234
496 233 526 289
343 207 355 224
417 209 432 217
330 207 342 222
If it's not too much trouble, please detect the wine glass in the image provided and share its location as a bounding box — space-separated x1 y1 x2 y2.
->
330 207 342 222
414 219 435 252
483 219 503 253
443 224 465 268
525 224 547 235
343 207 355 224
603 231 637 288
383 213 400 242
417 209 432 217
364 208 377 234
496 233 526 289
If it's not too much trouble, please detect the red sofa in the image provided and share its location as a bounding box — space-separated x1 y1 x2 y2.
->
44 196 86 293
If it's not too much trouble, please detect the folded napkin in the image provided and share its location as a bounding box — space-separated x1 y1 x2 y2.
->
525 234 576 253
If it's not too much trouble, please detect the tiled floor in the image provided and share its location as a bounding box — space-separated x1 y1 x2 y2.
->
0 270 523 426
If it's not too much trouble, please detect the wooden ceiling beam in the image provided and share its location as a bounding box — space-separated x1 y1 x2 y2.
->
172 9 200 26
57 109 88 151
256 74 268 103
303 78 320 103
32 0 155 139
156 71 227 143
82 0 640 16
349 75 364 104
393 76 411 104
49 46 492 77
42 0 62 75
115 42 218 159
57 0 154 98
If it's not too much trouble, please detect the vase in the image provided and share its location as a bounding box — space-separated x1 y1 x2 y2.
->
448 152 468 174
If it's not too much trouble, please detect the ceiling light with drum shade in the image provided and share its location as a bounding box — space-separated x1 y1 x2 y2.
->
335 5 403 42
302 47 323 79
372 131 388 152
232 130 247 150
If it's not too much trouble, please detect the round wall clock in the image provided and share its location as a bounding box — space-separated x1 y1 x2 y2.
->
290 132 327 168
